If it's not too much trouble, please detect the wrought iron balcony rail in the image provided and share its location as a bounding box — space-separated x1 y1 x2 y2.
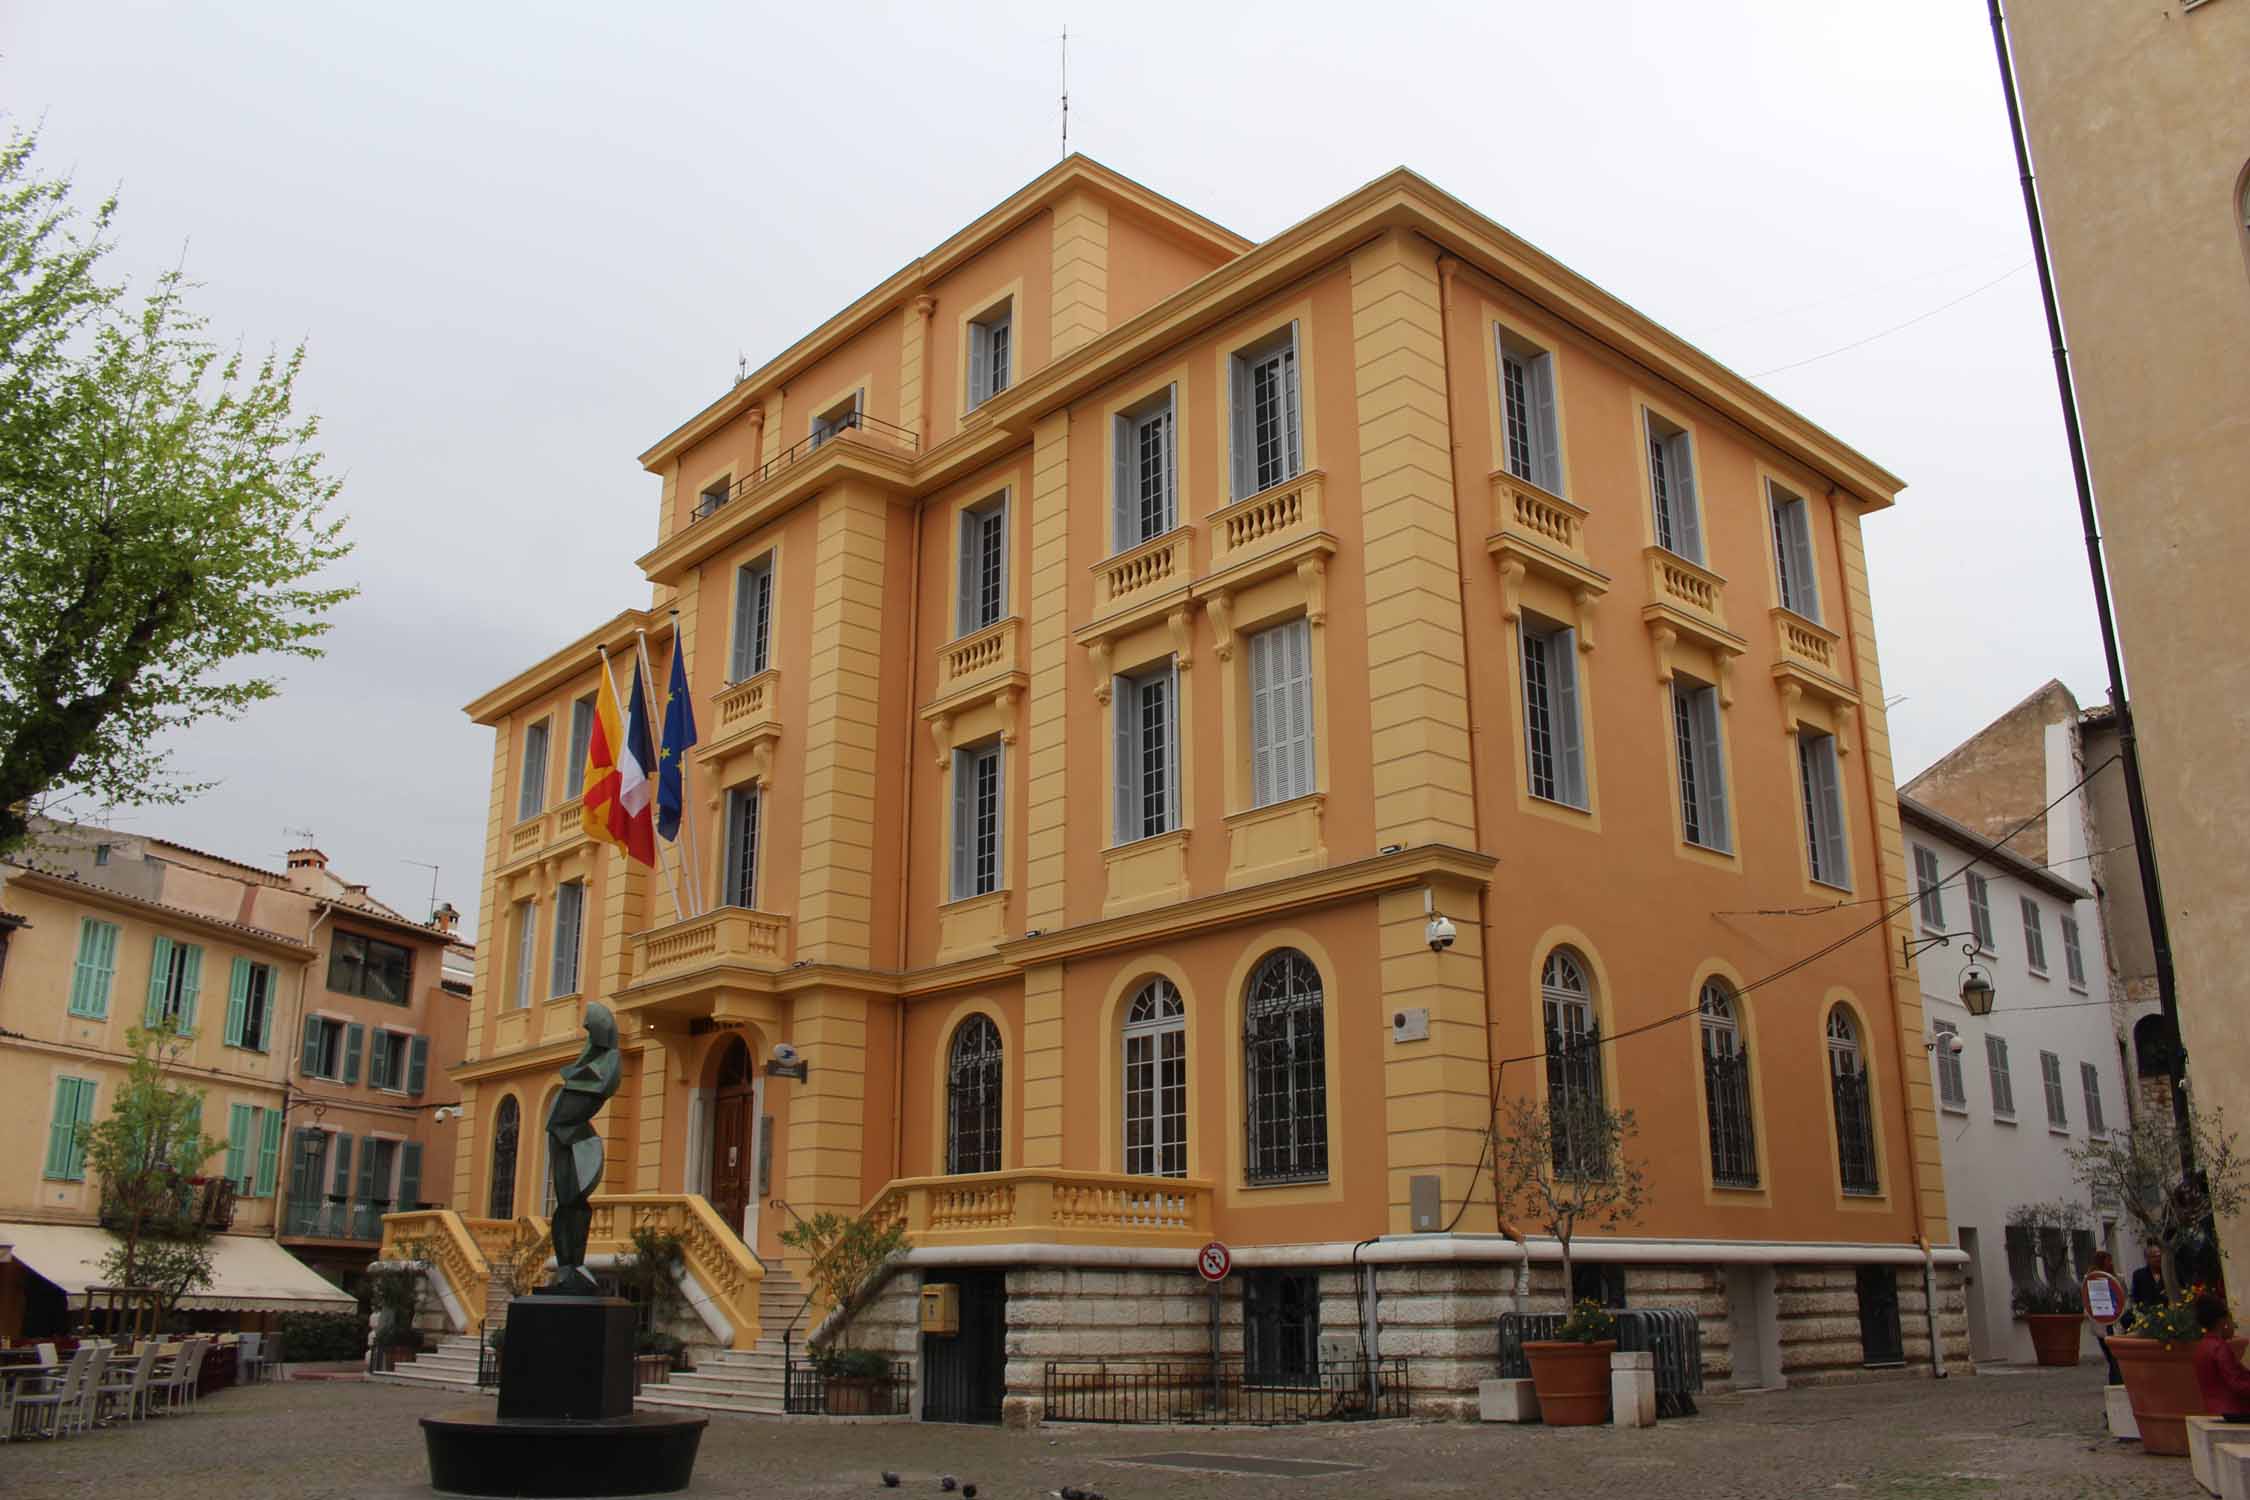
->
694 411 922 521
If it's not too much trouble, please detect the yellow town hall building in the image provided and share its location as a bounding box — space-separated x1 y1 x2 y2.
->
387 158 1964 1419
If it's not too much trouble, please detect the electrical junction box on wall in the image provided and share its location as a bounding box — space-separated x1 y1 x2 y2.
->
1392 1007 1430 1043
919 1283 959 1336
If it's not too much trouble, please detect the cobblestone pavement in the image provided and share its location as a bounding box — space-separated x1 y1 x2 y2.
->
0 1364 2209 1499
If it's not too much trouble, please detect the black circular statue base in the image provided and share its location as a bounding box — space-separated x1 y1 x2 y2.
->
422 1408 708 1497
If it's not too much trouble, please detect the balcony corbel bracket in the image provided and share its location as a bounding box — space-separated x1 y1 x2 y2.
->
1651 624 1678 685
1496 557 1526 623
1208 592 1235 662
1297 554 1328 628
997 687 1020 747
1168 605 1194 672
1088 640 1112 705
1573 586 1598 651
928 711 953 770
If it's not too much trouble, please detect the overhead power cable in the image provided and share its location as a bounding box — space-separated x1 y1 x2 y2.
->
1748 261 2032 379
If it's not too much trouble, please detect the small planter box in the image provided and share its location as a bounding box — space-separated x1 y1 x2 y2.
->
632 1353 671 1393
824 1376 890 1415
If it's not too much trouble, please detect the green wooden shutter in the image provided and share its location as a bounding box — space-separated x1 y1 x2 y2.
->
226 1103 254 1189
397 1141 423 1211
302 1014 325 1075
255 1108 284 1197
44 1078 88 1179
224 958 252 1047
144 935 174 1027
67 1078 96 1179
287 1128 321 1210
328 1133 355 1200
342 1023 364 1086
355 1136 382 1205
406 1035 430 1097
69 919 119 1019
182 1094 205 1164
176 945 203 1033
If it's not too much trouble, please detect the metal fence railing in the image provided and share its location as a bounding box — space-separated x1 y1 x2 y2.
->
1042 1357 1410 1426
783 1357 913 1416
1498 1306 1704 1417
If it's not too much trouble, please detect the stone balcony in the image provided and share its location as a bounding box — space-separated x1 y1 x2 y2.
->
631 906 793 984
1770 606 1859 740
501 804 592 871
867 1169 1213 1248
1485 472 1607 642
1641 545 1747 697
700 668 782 785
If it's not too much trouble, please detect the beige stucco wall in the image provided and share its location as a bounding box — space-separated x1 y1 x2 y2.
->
2009 0 2250 1274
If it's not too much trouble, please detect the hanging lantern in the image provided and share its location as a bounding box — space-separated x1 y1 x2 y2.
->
1959 960 1997 1017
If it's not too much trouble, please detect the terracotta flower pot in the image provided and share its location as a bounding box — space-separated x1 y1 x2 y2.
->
1523 1339 1616 1426
2025 1314 2084 1367
2110 1335 2204 1455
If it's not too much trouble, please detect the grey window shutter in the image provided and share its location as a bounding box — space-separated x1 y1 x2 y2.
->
1818 738 1848 882
1553 629 1585 807
342 1022 365 1086
995 499 1010 618
1164 660 1182 832
952 749 974 899
1532 353 1562 494
1113 676 1136 842
1161 387 1179 529
329 1132 355 1200
1282 617 1314 801
968 323 990 408
406 1035 430 1097
1671 431 1704 563
1112 415 1135 550
1249 627 1276 807
397 1142 423 1211
956 512 978 634
731 567 754 681
1787 501 1822 622
1229 353 1252 501
1695 691 1730 852
145 935 174 1027
1283 321 1304 479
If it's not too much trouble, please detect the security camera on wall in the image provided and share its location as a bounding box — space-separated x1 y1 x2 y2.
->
1946 1032 1966 1056
1426 914 1457 953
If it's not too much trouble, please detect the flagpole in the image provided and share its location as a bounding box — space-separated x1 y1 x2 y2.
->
666 609 710 917
634 629 690 924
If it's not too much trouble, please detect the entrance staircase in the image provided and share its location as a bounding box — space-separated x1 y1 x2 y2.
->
635 1266 810 1418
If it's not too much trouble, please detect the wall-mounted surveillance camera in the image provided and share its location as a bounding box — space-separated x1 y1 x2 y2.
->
1945 1033 1966 1056
1426 914 1456 953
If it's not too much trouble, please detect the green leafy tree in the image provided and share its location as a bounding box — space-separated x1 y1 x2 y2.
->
2070 1101 2246 1298
1490 1091 1651 1304
81 1021 225 1318
779 1209 910 1346
0 129 352 855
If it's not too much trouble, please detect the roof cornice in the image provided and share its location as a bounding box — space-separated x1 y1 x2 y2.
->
635 156 1250 474
1895 794 2092 902
464 608 676 726
3 868 318 959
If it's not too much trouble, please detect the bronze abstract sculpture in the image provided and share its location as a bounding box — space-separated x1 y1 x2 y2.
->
544 1000 622 1293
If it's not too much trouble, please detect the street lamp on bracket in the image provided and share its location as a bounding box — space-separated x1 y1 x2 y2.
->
1902 931 1998 1018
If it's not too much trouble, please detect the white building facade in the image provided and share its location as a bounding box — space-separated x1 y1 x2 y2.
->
1903 782 2138 1366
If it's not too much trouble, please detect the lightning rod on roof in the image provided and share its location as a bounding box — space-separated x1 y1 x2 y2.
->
1060 25 1069 158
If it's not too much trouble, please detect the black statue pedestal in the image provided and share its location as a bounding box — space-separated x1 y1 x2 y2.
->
420 1295 706 1498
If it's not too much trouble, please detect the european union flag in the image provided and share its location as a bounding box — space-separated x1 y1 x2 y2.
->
657 637 698 842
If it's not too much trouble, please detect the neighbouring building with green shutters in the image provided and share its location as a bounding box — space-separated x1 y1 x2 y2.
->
0 822 470 1339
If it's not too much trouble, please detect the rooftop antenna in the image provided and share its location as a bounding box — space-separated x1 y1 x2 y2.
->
735 351 747 385
402 858 440 916
1060 25 1069 158
283 825 317 846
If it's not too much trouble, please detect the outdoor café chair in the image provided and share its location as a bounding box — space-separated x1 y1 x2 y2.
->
10 1345 92 1439
99 1345 160 1424
236 1332 265 1383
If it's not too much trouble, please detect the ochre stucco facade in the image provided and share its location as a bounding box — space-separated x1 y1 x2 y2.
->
441 159 1962 1410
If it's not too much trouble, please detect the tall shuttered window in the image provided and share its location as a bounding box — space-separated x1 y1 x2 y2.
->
43 1076 96 1181
1644 409 1704 563
1113 388 1178 550
957 497 1008 635
1122 979 1188 1178
1672 679 1731 853
2081 1062 2107 1136
1113 662 1181 844
550 880 585 998
967 302 1012 410
1520 620 1587 809
1798 729 1850 888
1987 1034 2016 1118
731 555 775 683
1769 484 1822 622
2040 1050 2069 1130
1497 331 1563 494
143 937 203 1033
67 917 120 1019
951 743 1004 901
563 694 596 799
223 958 274 1052
1934 1021 1967 1110
724 785 763 909
518 719 550 821
510 901 536 1010
1914 846 1946 929
2021 898 2049 974
1968 874 1996 950
226 1103 285 1196
1230 324 1302 501
1249 619 1316 808
2062 913 2088 989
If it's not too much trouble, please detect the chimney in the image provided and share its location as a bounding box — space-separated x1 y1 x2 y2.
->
286 848 328 872
285 847 331 894
432 901 461 934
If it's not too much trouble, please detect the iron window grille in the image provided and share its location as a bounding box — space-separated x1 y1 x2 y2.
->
1123 979 1187 1178
946 1015 1004 1175
1827 1008 1880 1196
1243 950 1328 1185
1542 950 1606 1178
1699 981 1758 1188
488 1096 519 1219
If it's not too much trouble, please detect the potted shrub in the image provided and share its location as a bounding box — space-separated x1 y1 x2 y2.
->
1521 1299 1618 1426
2072 1103 2247 1455
2013 1277 2086 1367
813 1346 894 1415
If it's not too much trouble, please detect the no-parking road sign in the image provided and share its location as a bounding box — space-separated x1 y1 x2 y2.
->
1197 1240 1233 1282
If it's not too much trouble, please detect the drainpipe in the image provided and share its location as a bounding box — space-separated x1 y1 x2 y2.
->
272 903 333 1243
891 419 929 1186
1350 1236 1381 1404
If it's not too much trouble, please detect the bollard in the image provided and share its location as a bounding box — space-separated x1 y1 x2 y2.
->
1610 1349 1656 1429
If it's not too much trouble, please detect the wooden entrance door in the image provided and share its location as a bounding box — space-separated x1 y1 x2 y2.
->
708 1039 756 1240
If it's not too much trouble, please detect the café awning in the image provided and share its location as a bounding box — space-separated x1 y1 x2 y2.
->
0 1222 357 1313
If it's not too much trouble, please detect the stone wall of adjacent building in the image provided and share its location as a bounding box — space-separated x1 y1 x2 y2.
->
1775 1263 1967 1386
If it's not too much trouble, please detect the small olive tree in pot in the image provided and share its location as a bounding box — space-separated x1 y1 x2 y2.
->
2004 1200 2092 1366
779 1209 911 1414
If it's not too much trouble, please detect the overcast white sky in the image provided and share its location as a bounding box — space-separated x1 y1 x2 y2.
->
4 1 2108 941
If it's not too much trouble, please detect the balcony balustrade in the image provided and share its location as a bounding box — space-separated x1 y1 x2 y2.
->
1092 528 1191 621
867 1169 1212 1248
1208 471 1327 578
632 905 792 983
1486 473 1607 641
936 617 1021 700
